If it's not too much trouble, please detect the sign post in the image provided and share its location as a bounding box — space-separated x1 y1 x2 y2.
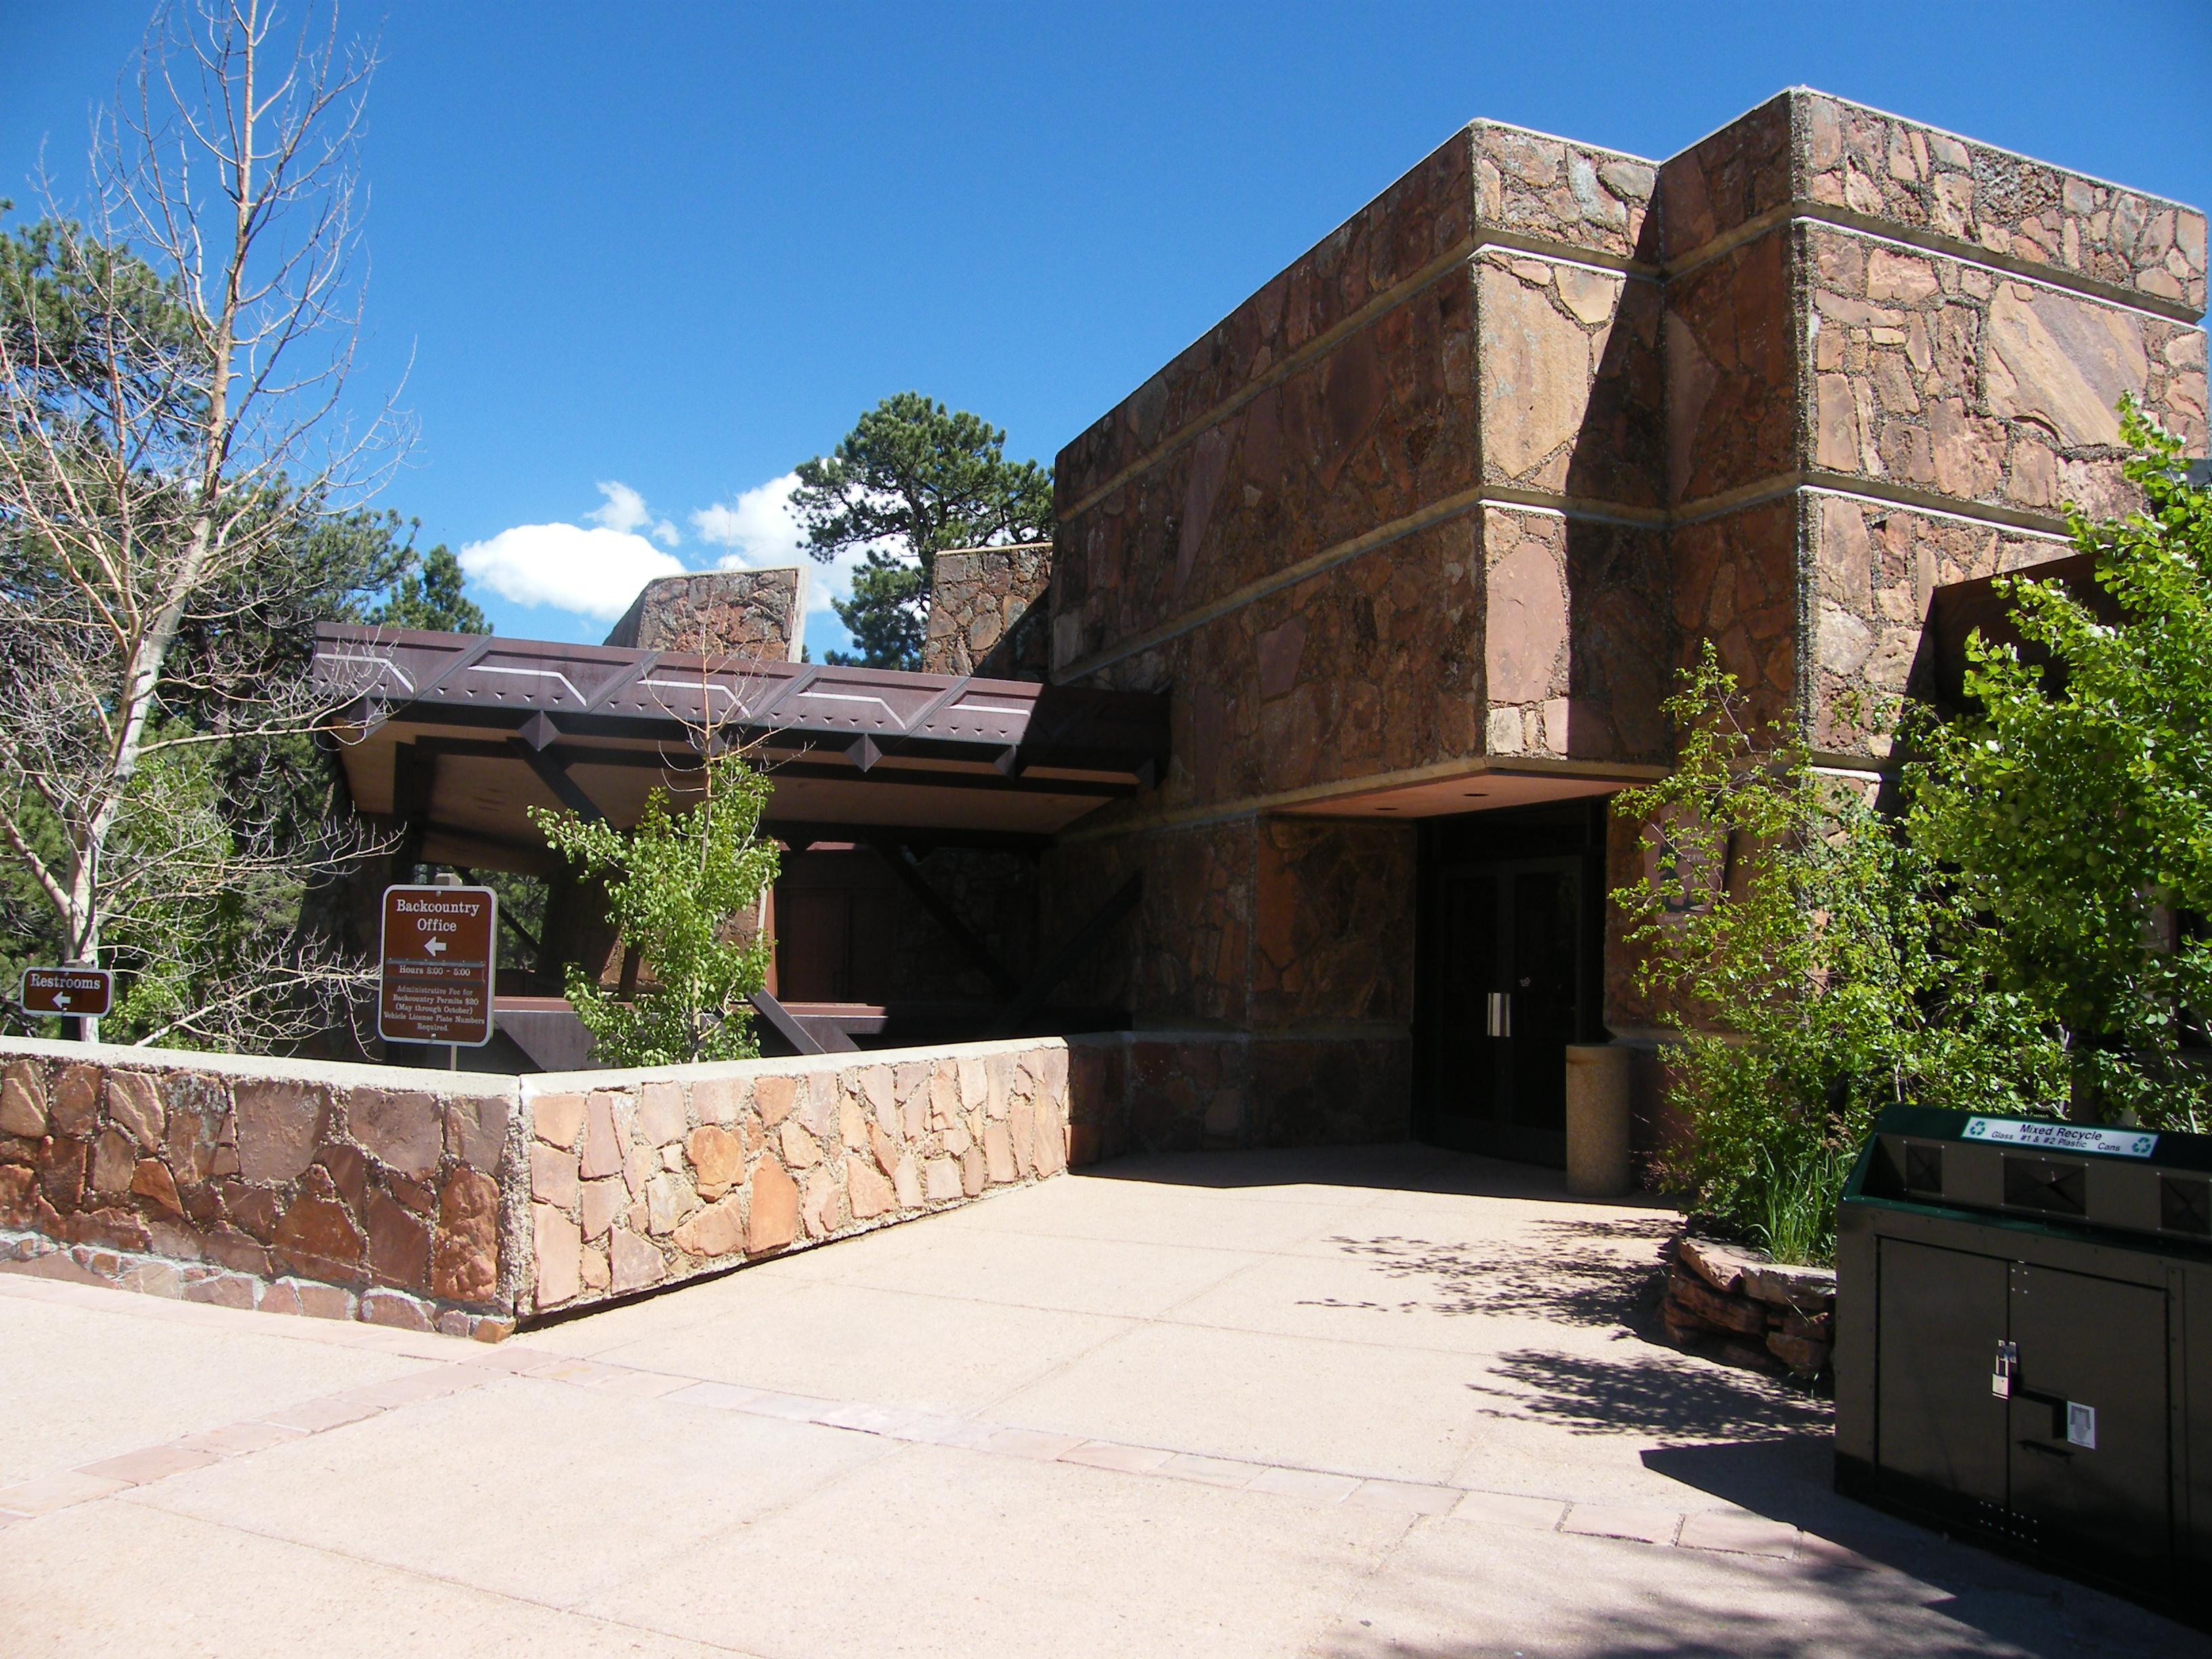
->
377 885 498 1060
20 966 113 1042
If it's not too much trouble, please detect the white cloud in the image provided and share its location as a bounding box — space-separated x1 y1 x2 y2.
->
588 479 680 548
457 523 684 621
688 472 872 617
689 473 803 562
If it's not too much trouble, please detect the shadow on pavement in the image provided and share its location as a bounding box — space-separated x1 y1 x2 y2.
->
1303 1218 1670 1327
1644 1437 2210 1653
1467 1347 1832 1440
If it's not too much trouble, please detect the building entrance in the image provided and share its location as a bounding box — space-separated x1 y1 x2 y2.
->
1415 803 1605 1164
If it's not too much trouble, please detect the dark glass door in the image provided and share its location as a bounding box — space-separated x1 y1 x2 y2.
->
1421 855 1587 1163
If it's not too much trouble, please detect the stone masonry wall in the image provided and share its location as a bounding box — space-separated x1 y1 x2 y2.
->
1046 88 2207 1063
602 568 807 661
1042 113 1674 1065
0 1040 521 1338
922 544 1052 678
520 1039 1075 1317
1063 1031 1411 1162
1652 89 2208 766
0 1028 1434 1330
0 1034 1088 1335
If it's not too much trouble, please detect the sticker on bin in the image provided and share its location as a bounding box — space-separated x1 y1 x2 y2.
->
1962 1117 2158 1158
2067 1402 2097 1450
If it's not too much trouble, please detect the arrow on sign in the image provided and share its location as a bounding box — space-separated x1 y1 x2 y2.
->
425 937 447 956
54 994 70 1008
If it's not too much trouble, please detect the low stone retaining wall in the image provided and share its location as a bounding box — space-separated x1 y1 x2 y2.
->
0 1033 1086 1336
520 1040 1071 1317
0 1041 520 1338
1658 1233 1837 1382
0 1025 1419 1336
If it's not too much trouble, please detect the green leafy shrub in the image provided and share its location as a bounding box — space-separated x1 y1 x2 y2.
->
1613 648 2062 1263
1618 408 2212 1258
1904 404 2212 1132
532 751 779 1068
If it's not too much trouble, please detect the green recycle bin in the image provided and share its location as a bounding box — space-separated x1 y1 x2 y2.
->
1834 1103 2212 1624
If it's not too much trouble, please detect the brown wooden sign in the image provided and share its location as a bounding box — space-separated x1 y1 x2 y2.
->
378 884 498 1047
20 966 112 1019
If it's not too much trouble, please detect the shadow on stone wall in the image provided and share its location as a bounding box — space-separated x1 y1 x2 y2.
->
1557 205 1677 767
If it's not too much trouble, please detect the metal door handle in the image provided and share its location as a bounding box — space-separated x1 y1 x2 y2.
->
1486 992 1512 1038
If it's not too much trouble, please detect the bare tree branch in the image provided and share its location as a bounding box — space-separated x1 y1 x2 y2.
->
0 0 403 1047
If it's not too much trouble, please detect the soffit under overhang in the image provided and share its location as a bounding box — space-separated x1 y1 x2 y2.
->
313 624 1170 862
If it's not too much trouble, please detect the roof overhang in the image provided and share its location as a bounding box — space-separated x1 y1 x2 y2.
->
313 624 1170 861
1271 760 1663 821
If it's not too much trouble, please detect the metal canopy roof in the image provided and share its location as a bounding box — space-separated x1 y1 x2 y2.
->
312 624 1168 863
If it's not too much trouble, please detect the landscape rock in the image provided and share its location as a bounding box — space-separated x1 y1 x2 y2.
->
754 1075 796 1128
1677 1235 1761 1294
846 1156 895 1220
362 1288 432 1330
579 1092 625 1180
579 1177 625 1242
893 1154 924 1210
644 1171 699 1236
367 1193 432 1290
1766 1330 1832 1375
128 1158 184 1218
1742 1261 1837 1309
1664 1265 1766 1335
579 1245 611 1291
531 1145 579 1209
89 1130 136 1196
801 1171 840 1238
445 1094 512 1170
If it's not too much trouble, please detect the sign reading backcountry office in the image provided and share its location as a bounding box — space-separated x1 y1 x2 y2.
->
378 885 497 1047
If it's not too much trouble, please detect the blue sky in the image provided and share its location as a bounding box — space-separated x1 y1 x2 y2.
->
4 2 2207 657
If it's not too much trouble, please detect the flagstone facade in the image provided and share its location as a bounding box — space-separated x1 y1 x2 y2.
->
1010 89 2206 1149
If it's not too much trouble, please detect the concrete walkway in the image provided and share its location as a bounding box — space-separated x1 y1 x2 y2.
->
1 1145 2198 1657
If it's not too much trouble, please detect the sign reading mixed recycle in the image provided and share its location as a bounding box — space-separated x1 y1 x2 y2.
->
20 966 112 1019
378 884 497 1048
1962 1115 2159 1160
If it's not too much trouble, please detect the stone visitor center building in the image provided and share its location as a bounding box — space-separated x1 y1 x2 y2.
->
316 87 2207 1172
1 87 2205 1339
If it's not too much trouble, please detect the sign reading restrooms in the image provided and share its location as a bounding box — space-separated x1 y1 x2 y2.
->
377 884 498 1047
20 966 112 1019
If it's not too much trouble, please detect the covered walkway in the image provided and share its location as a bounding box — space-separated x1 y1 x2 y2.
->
2 1146 2194 1656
